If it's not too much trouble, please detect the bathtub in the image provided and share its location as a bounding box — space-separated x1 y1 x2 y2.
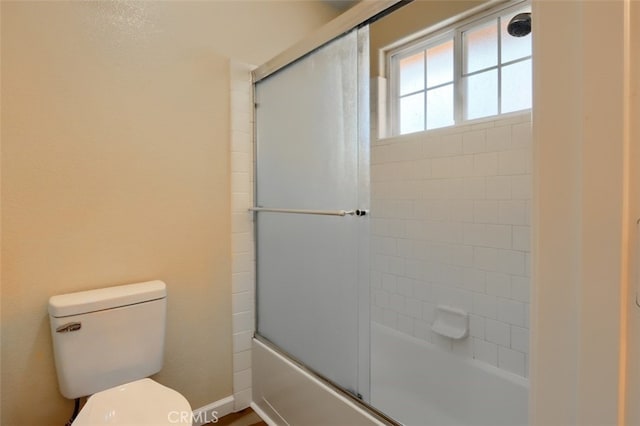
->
252 338 386 426
371 323 529 426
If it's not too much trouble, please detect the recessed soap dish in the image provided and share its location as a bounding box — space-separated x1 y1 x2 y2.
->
431 305 469 340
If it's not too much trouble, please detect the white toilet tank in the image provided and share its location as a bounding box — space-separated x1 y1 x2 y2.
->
48 280 167 399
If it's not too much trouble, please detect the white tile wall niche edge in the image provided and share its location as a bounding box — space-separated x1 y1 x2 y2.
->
230 60 256 412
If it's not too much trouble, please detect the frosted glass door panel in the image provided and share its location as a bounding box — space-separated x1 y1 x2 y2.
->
255 31 358 210
255 29 363 394
257 213 358 390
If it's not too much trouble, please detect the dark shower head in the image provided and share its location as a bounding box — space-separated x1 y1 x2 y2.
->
507 12 532 37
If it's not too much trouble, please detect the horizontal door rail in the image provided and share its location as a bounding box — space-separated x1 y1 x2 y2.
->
249 207 356 217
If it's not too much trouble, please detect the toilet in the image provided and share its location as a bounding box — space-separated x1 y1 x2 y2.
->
48 280 192 425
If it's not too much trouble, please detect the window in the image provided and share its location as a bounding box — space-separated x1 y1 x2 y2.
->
389 2 532 135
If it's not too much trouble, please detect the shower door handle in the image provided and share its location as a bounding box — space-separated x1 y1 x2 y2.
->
249 207 368 217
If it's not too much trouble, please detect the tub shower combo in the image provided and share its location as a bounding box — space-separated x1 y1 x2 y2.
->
250 2 532 425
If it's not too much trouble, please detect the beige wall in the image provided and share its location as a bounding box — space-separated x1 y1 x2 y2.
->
369 0 487 77
0 1 337 424
626 0 640 423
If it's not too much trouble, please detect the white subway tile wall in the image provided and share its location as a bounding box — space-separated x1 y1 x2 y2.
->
370 113 531 378
230 61 254 410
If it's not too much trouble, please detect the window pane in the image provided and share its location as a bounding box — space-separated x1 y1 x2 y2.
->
464 19 498 74
465 69 498 120
399 51 425 95
400 93 425 134
426 39 454 88
426 84 454 130
501 8 532 63
501 59 532 113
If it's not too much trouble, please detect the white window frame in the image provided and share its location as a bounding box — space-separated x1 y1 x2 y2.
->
387 0 531 136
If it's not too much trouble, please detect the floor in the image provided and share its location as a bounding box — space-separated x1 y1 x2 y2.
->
213 407 267 426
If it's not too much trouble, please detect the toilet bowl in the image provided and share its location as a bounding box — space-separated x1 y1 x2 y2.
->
73 379 191 425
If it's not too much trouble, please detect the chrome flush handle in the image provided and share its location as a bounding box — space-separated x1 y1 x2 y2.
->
56 322 82 333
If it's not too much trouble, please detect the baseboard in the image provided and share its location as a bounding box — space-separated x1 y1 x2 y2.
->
192 395 235 426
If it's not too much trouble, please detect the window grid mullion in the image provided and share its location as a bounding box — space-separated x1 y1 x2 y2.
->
463 65 499 79
454 29 463 124
399 88 428 99
461 55 531 79
423 48 428 131
394 56 400 135
501 55 532 68
428 80 456 92
497 17 503 115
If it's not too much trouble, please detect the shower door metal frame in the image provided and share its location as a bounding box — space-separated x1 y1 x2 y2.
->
251 25 372 402
355 26 371 402
253 0 403 82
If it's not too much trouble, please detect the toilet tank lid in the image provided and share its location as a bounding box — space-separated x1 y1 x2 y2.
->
48 280 167 318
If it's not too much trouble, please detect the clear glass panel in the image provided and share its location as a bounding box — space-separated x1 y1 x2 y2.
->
400 92 425 134
426 39 454 88
465 69 498 120
370 4 532 425
426 84 454 130
501 8 532 63
463 19 498 74
501 59 532 113
399 51 425 95
255 30 361 392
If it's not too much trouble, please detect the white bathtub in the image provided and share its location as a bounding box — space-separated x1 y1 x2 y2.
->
371 323 529 426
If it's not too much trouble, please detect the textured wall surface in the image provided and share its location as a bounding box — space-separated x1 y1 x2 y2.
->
626 0 640 423
0 1 337 424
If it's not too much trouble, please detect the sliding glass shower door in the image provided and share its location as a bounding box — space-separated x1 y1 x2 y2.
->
254 28 370 398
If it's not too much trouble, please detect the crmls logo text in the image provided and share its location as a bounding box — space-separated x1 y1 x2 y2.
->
168 410 219 424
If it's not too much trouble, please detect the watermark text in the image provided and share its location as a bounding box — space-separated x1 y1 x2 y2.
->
168 410 219 424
